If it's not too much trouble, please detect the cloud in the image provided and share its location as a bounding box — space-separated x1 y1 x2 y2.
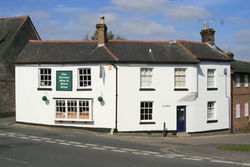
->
109 0 170 12
30 11 50 20
119 19 175 37
54 5 88 13
234 46 250 60
235 29 250 44
227 17 250 24
165 5 210 21
78 12 119 26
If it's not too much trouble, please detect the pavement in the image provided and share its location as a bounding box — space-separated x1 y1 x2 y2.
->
1 116 250 165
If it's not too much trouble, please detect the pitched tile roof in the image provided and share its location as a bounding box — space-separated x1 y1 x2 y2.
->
15 40 232 64
0 16 29 57
231 60 250 73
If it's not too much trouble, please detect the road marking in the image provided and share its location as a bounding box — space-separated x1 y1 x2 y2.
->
0 133 6 136
40 137 52 140
31 138 42 141
102 146 117 149
75 144 88 148
241 163 250 167
120 148 138 152
85 144 99 147
68 141 81 145
29 136 39 138
91 147 107 150
190 156 210 160
182 157 203 161
211 160 235 164
7 133 16 135
141 151 160 155
132 152 150 155
55 139 65 142
155 155 166 158
112 150 127 153
19 137 29 140
165 154 185 157
59 143 71 146
45 140 56 143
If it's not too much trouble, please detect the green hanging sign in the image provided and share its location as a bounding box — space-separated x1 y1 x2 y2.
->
56 71 72 91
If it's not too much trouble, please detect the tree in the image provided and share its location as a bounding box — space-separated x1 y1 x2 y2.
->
89 30 126 40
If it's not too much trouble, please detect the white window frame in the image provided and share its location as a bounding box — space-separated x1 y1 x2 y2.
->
140 101 153 122
244 74 248 87
78 68 92 89
38 68 52 88
207 101 217 121
244 103 249 117
207 69 216 88
235 74 240 88
55 99 93 121
174 68 187 88
236 103 240 118
140 68 153 88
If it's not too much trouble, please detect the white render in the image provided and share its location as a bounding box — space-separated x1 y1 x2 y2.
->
16 61 231 133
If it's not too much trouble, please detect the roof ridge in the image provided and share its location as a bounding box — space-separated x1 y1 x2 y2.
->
177 41 199 61
103 46 119 61
109 40 172 43
176 40 206 45
0 15 29 21
29 40 98 43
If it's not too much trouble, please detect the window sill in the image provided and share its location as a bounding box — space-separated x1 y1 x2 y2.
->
77 88 92 91
207 88 218 91
174 88 189 91
37 88 52 91
207 120 218 123
55 119 93 122
139 88 155 91
139 121 155 125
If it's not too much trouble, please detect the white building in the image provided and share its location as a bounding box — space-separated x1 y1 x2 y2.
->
15 18 232 133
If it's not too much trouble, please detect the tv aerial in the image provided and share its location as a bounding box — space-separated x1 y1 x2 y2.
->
198 18 224 30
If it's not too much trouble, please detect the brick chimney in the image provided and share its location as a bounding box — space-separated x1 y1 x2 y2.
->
96 16 107 47
200 24 215 45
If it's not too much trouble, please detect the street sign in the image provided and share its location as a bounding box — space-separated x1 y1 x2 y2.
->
56 71 72 91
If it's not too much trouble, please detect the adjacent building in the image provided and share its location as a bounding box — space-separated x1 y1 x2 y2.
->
15 17 232 133
231 60 250 132
0 15 40 117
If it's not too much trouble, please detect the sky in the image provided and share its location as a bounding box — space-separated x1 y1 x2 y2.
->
1 0 250 60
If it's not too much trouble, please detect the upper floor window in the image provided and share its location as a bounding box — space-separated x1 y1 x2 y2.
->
39 68 51 88
207 101 216 121
244 74 248 87
174 68 186 88
207 69 216 88
78 68 91 88
235 74 240 87
140 68 153 88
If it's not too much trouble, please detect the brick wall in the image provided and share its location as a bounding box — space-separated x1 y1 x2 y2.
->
232 73 250 131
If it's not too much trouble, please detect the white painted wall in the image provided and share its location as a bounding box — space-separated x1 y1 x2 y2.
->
16 64 116 129
16 61 230 132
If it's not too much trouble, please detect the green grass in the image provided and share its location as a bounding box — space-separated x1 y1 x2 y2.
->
217 144 250 152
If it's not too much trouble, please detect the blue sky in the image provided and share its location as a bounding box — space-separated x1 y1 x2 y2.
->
1 0 250 60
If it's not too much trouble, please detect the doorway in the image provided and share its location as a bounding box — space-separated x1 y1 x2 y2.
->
177 106 186 132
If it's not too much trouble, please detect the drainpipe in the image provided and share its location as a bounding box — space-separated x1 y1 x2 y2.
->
230 72 234 133
111 64 118 132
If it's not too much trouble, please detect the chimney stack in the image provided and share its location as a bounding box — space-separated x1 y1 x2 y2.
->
200 24 216 45
96 16 107 47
